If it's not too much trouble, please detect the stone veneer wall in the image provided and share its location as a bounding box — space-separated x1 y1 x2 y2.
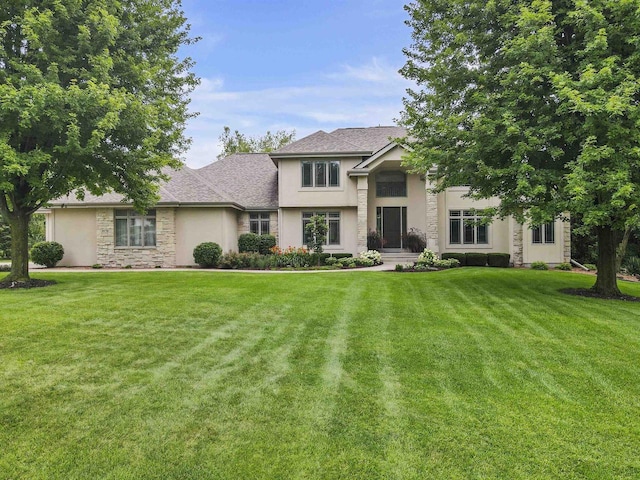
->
237 211 279 244
96 208 176 268
512 222 524 267
563 219 571 263
425 187 439 253
356 177 368 252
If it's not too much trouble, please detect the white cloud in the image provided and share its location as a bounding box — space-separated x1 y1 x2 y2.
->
182 58 412 168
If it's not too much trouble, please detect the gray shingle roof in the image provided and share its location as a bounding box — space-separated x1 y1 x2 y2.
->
329 126 407 153
50 165 234 206
271 130 369 155
196 153 278 209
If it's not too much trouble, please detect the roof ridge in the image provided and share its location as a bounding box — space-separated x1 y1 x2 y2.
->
322 130 364 151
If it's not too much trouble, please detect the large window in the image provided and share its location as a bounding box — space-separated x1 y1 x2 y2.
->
302 212 340 246
532 222 555 244
115 210 156 247
376 171 407 197
449 210 488 245
301 161 340 188
249 212 270 235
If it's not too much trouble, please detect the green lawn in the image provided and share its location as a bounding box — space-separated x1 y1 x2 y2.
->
1 269 639 479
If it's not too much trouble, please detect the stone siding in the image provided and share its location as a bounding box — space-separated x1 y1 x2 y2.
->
96 208 176 268
356 177 368 252
512 222 524 267
237 211 279 245
563 218 571 263
425 184 439 253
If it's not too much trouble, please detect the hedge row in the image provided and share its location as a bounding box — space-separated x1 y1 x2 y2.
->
238 233 277 255
441 252 511 268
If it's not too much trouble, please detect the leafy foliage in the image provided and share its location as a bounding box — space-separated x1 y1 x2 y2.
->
304 215 328 257
531 261 549 271
217 127 295 159
192 242 222 268
401 0 640 295
30 241 64 268
487 253 511 268
403 228 427 253
0 0 198 281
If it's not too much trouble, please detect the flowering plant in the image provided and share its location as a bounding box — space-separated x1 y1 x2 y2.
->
359 250 382 265
417 248 436 266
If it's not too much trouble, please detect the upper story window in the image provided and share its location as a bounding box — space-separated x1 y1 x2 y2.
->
376 171 407 197
301 160 340 188
115 209 156 247
449 209 488 245
532 222 555 244
249 212 270 235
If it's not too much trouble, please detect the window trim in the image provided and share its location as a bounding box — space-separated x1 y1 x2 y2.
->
302 211 341 246
532 222 555 244
447 209 490 247
301 160 340 188
249 212 270 235
114 209 157 248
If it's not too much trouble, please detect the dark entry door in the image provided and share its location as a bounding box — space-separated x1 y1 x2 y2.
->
383 207 402 248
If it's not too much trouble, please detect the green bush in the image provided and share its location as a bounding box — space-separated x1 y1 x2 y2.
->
355 257 374 267
584 263 597 271
403 228 427 253
0 264 10 272
92 264 103 269
331 253 353 260
487 253 510 268
238 233 261 253
30 241 64 268
193 242 222 267
623 257 640 276
555 262 572 271
465 252 488 267
395 264 404 272
433 258 460 268
258 235 276 255
309 252 331 266
325 257 338 266
441 252 467 266
531 261 548 270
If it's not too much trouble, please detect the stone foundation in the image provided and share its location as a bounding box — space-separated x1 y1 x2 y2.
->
96 208 176 268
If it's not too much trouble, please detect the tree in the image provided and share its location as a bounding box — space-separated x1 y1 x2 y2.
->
0 0 198 283
305 215 328 265
218 126 295 159
401 0 640 296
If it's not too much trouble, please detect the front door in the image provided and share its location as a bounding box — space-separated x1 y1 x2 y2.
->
381 207 407 249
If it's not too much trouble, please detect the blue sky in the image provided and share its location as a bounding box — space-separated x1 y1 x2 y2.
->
180 0 412 167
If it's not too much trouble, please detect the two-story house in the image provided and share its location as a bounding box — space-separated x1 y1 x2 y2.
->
43 126 570 267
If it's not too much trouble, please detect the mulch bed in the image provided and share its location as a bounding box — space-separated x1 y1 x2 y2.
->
0 279 57 289
560 288 640 302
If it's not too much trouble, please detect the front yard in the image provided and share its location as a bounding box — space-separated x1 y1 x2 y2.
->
1 269 639 479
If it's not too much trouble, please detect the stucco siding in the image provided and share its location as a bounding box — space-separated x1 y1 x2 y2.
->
278 158 361 207
279 207 358 254
175 208 238 266
49 208 97 266
522 219 568 265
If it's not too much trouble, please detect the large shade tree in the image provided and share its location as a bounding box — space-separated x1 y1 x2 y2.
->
0 0 198 283
401 0 640 296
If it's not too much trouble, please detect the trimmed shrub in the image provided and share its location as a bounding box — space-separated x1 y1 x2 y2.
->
584 263 597 271
465 252 488 267
193 242 222 267
325 257 338 266
30 241 64 268
395 264 404 272
487 253 510 268
258 235 276 255
309 252 331 266
355 257 375 267
531 261 549 270
331 253 353 260
238 233 261 253
555 262 572 271
441 252 467 266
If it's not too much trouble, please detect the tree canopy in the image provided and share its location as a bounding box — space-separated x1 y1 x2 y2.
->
401 0 640 296
0 0 198 283
217 126 295 159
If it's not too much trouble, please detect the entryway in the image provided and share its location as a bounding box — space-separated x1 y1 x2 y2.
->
377 206 407 250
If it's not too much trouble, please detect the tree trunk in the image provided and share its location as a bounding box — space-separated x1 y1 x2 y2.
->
592 226 621 296
4 213 31 283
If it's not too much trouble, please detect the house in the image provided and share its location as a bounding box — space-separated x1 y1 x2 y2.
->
43 126 570 267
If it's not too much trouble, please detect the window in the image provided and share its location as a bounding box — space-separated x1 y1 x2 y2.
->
115 210 156 247
532 222 555 244
249 212 270 235
302 212 340 246
449 210 488 245
376 171 407 197
301 160 340 187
